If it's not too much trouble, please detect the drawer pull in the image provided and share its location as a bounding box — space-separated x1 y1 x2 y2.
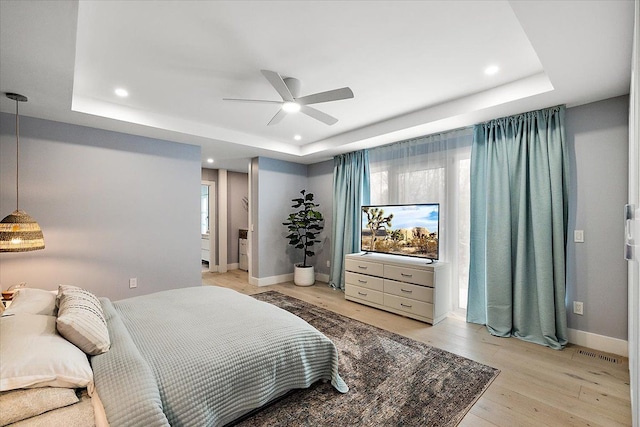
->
400 303 412 308
401 273 413 277
358 265 368 270
358 279 368 283
358 292 368 296
400 288 412 293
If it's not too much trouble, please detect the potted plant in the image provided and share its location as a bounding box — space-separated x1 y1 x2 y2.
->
282 190 324 286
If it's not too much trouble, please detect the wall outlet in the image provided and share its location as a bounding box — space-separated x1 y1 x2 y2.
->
326 260 330 268
573 301 584 315
129 278 137 289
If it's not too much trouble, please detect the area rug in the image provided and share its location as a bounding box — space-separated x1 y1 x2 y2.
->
235 291 499 427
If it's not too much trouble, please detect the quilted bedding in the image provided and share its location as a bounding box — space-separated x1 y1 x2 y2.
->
91 286 347 427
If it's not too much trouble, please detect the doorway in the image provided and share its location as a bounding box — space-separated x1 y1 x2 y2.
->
202 180 216 272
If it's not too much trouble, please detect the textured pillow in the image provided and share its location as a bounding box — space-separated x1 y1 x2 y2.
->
0 387 79 425
3 288 57 316
0 313 93 391
56 285 110 355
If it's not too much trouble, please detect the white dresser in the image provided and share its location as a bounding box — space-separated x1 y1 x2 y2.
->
239 238 248 271
238 229 248 271
201 235 210 263
344 253 450 325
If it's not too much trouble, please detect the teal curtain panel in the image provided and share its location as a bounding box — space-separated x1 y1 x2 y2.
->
329 150 370 290
467 105 569 350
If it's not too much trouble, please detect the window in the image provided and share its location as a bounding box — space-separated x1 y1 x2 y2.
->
368 129 472 313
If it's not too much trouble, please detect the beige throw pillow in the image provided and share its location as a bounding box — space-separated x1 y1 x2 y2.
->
56 285 110 355
0 387 79 425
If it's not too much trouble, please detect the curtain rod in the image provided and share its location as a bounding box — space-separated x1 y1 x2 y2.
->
373 124 474 149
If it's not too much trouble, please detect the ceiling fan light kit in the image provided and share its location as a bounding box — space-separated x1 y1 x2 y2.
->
282 101 301 113
223 69 354 126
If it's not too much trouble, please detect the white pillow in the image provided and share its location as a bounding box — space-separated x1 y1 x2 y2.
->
3 288 57 316
0 313 93 391
56 285 110 356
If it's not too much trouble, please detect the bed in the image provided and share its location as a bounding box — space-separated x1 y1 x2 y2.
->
0 286 348 426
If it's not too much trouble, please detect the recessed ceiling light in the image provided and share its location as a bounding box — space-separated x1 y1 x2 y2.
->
282 102 301 113
293 134 302 141
207 158 214 164
484 65 500 76
114 88 129 97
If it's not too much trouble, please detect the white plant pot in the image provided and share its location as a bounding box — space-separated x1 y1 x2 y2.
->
294 265 315 287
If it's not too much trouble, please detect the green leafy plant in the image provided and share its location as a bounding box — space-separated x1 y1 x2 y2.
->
282 190 324 268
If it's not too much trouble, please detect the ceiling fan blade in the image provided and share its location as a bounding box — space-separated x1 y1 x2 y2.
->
296 87 354 105
260 70 294 102
267 109 287 126
222 98 282 104
300 105 338 126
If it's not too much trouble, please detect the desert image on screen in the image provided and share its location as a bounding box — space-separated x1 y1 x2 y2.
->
361 204 439 260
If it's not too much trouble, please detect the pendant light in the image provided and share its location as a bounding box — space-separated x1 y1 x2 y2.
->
0 93 45 252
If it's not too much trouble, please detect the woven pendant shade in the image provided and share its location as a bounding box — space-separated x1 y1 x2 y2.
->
1 93 45 252
0 210 45 252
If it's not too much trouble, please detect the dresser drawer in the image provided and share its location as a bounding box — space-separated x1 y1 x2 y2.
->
384 265 433 286
384 293 433 319
345 258 384 277
384 279 433 303
345 284 384 305
345 272 383 292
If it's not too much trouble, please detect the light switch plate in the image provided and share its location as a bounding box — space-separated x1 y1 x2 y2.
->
574 230 584 243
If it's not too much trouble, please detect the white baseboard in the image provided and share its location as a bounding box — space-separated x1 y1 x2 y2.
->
249 273 294 287
567 328 628 357
249 272 329 287
206 264 241 273
316 273 329 283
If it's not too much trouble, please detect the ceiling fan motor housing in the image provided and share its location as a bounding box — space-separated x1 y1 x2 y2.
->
283 77 301 98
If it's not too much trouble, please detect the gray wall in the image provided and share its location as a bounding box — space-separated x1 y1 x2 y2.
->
201 168 218 182
566 95 629 340
0 113 202 301
250 157 333 281
307 160 334 277
255 157 308 278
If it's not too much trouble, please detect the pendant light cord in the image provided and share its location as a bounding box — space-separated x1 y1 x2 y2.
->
15 98 19 211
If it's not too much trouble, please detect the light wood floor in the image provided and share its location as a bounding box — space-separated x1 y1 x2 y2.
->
202 270 632 427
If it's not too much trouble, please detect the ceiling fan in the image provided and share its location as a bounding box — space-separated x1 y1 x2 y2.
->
223 70 354 126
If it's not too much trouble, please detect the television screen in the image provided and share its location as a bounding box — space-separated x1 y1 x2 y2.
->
361 203 439 260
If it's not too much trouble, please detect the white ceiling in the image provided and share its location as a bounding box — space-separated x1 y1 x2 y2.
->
0 1 634 172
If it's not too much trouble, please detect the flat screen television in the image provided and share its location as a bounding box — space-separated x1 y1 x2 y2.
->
361 203 440 261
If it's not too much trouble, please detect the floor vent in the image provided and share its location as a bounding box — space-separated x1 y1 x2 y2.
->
577 349 621 364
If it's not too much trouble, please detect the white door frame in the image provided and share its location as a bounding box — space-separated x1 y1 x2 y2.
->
627 4 639 425
218 170 228 273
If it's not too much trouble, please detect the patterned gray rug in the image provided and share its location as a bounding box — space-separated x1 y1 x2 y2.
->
233 291 499 427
